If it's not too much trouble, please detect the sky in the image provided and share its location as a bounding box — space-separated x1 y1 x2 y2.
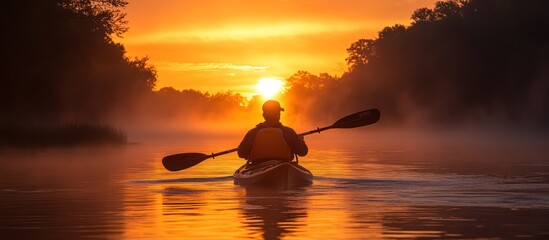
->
118 0 438 97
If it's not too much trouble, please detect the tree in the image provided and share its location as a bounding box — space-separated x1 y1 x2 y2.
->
412 8 436 23
1 0 157 122
59 0 129 39
345 39 376 70
286 0 549 129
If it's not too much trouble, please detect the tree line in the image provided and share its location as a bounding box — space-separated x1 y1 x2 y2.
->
284 0 549 131
1 0 253 126
2 0 547 145
1 0 156 124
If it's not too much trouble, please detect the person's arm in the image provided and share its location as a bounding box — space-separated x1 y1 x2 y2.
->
237 128 257 159
283 127 308 156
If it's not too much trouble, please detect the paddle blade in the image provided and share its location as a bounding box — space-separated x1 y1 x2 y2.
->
332 108 380 129
162 153 210 171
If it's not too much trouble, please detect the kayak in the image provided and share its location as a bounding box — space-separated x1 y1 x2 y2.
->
233 160 313 189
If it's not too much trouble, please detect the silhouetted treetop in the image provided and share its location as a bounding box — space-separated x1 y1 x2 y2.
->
294 0 549 129
346 39 376 70
1 0 156 123
287 71 336 91
59 0 128 39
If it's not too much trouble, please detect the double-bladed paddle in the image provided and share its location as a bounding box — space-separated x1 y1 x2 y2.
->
162 108 380 171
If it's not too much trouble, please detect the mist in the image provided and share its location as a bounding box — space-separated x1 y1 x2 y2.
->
2 2 548 238
2 0 548 148
279 0 548 138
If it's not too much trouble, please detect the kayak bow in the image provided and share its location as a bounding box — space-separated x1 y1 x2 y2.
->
233 160 313 189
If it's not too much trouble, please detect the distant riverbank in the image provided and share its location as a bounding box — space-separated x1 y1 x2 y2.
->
0 123 127 147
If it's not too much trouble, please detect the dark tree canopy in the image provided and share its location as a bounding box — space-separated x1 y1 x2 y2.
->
59 0 129 38
1 0 156 123
2 0 547 138
288 0 549 130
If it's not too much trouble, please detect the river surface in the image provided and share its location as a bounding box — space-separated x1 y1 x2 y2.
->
1 133 548 239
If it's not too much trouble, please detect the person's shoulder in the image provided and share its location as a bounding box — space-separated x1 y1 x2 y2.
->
280 125 298 134
245 125 262 134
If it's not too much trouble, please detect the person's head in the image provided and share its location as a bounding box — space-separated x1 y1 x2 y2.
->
262 100 284 122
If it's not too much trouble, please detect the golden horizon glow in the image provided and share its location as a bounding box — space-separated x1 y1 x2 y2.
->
256 77 285 99
120 0 439 95
123 22 377 45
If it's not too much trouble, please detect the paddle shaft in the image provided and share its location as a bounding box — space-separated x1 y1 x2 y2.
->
210 147 238 158
162 108 379 171
299 126 332 136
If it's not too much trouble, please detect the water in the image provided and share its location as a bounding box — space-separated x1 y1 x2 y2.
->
1 135 548 239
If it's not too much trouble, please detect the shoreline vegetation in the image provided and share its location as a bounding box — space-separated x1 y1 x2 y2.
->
2 1 150 147
2 0 547 147
0 123 127 148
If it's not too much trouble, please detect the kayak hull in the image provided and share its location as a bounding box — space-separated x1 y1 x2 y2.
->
233 160 313 189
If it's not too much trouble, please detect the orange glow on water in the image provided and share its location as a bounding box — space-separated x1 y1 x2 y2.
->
2 136 548 239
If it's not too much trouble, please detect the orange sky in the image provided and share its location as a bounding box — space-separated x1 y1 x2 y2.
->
118 0 438 97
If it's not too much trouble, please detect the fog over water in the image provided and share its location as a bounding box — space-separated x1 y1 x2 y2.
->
1 130 548 239
2 0 548 238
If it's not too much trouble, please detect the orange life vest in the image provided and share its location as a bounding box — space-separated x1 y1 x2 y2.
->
248 128 293 162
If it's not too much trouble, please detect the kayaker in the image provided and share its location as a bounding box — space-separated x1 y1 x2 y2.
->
238 100 308 165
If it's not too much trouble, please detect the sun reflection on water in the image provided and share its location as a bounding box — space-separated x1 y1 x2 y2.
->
1 138 548 239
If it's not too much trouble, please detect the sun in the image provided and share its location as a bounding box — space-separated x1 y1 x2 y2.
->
256 77 284 99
